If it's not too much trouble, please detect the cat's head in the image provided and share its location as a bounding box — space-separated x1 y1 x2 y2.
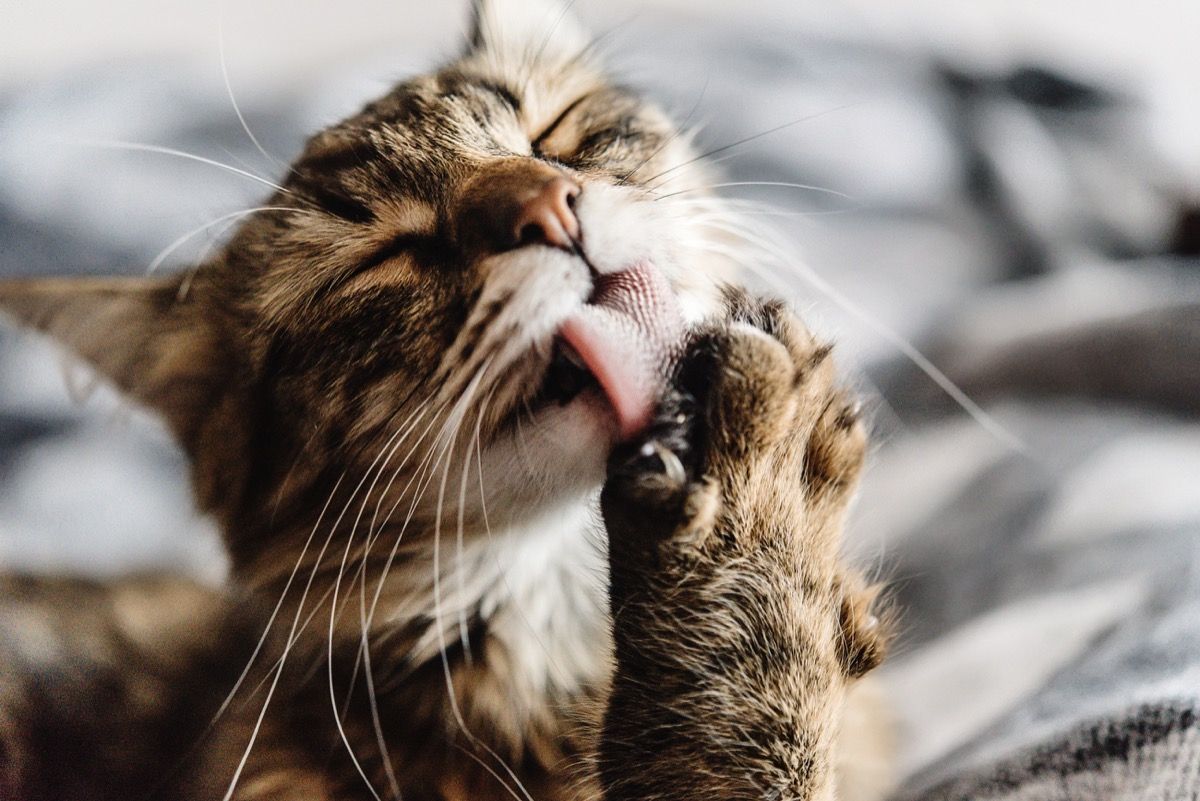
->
0 0 739 576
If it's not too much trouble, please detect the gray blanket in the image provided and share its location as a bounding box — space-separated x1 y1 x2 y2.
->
2 9 1198 799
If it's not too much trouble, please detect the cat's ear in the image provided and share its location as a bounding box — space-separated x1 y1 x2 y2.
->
467 0 590 64
0 275 234 448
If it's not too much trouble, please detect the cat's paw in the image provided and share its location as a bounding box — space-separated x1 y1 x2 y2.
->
599 296 889 801
702 296 866 514
601 294 866 559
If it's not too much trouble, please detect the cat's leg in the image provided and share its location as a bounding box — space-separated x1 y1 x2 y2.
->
598 299 890 801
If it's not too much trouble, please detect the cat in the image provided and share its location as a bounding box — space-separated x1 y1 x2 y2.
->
0 1 892 799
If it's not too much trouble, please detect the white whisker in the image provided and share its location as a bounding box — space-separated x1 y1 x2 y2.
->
217 9 289 173
671 211 1027 451
323 400 452 801
194 471 345 781
146 206 311 275
428 363 537 801
656 180 855 204
221 431 403 801
67 137 295 197
224 398 433 801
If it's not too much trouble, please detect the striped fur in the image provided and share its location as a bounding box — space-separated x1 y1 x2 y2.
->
0 1 891 798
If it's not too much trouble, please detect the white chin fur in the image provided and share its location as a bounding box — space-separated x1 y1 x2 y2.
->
481 389 614 513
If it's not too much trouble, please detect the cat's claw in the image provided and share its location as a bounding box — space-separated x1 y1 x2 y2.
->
602 390 704 541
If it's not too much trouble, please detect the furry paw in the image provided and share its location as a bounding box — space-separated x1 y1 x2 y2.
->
598 294 889 800
600 293 884 674
602 296 865 551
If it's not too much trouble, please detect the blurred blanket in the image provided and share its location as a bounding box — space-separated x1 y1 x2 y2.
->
2 9 1199 799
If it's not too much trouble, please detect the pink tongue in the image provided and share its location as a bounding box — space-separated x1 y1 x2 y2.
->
559 262 686 440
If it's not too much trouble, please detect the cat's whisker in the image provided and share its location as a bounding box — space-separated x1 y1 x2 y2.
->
226 400 435 801
221 429 406 801
525 0 583 85
638 102 859 189
145 206 314 275
619 79 708 186
360 576 405 801
654 181 856 204
217 10 291 175
471 394 577 693
186 470 348 782
322 401 456 801
356 404 462 688
664 196 854 219
335 399 448 717
452 743 530 801
349 404 456 798
429 363 491 684
455 390 496 660
361 420 445 619
325 381 481 799
675 217 1027 451
67 137 297 198
427 365 537 801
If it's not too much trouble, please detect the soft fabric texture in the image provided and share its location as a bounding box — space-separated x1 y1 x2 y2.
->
1 8 1198 798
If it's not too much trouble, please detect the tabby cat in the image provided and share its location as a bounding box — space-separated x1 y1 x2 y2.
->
0 1 892 799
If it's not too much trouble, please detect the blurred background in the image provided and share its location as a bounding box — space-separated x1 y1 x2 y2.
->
2 2 1199 799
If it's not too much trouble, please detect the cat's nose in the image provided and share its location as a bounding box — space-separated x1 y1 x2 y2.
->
455 160 582 257
513 177 580 250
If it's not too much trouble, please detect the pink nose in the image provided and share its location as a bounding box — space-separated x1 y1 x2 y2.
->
513 177 581 251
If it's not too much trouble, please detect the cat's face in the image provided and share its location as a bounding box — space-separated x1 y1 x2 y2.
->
0 0 736 569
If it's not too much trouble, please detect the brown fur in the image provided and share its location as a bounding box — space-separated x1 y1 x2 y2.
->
599 299 888 800
0 2 891 798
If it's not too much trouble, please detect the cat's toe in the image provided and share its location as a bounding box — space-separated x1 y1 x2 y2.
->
802 391 867 512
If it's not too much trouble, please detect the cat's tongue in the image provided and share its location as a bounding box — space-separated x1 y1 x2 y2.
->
559 263 685 440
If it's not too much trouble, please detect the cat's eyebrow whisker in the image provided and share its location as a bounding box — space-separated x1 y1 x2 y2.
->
654 181 856 205
146 206 316 275
217 11 291 175
67 137 297 199
524 0 583 87
619 78 709 186
638 102 859 189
